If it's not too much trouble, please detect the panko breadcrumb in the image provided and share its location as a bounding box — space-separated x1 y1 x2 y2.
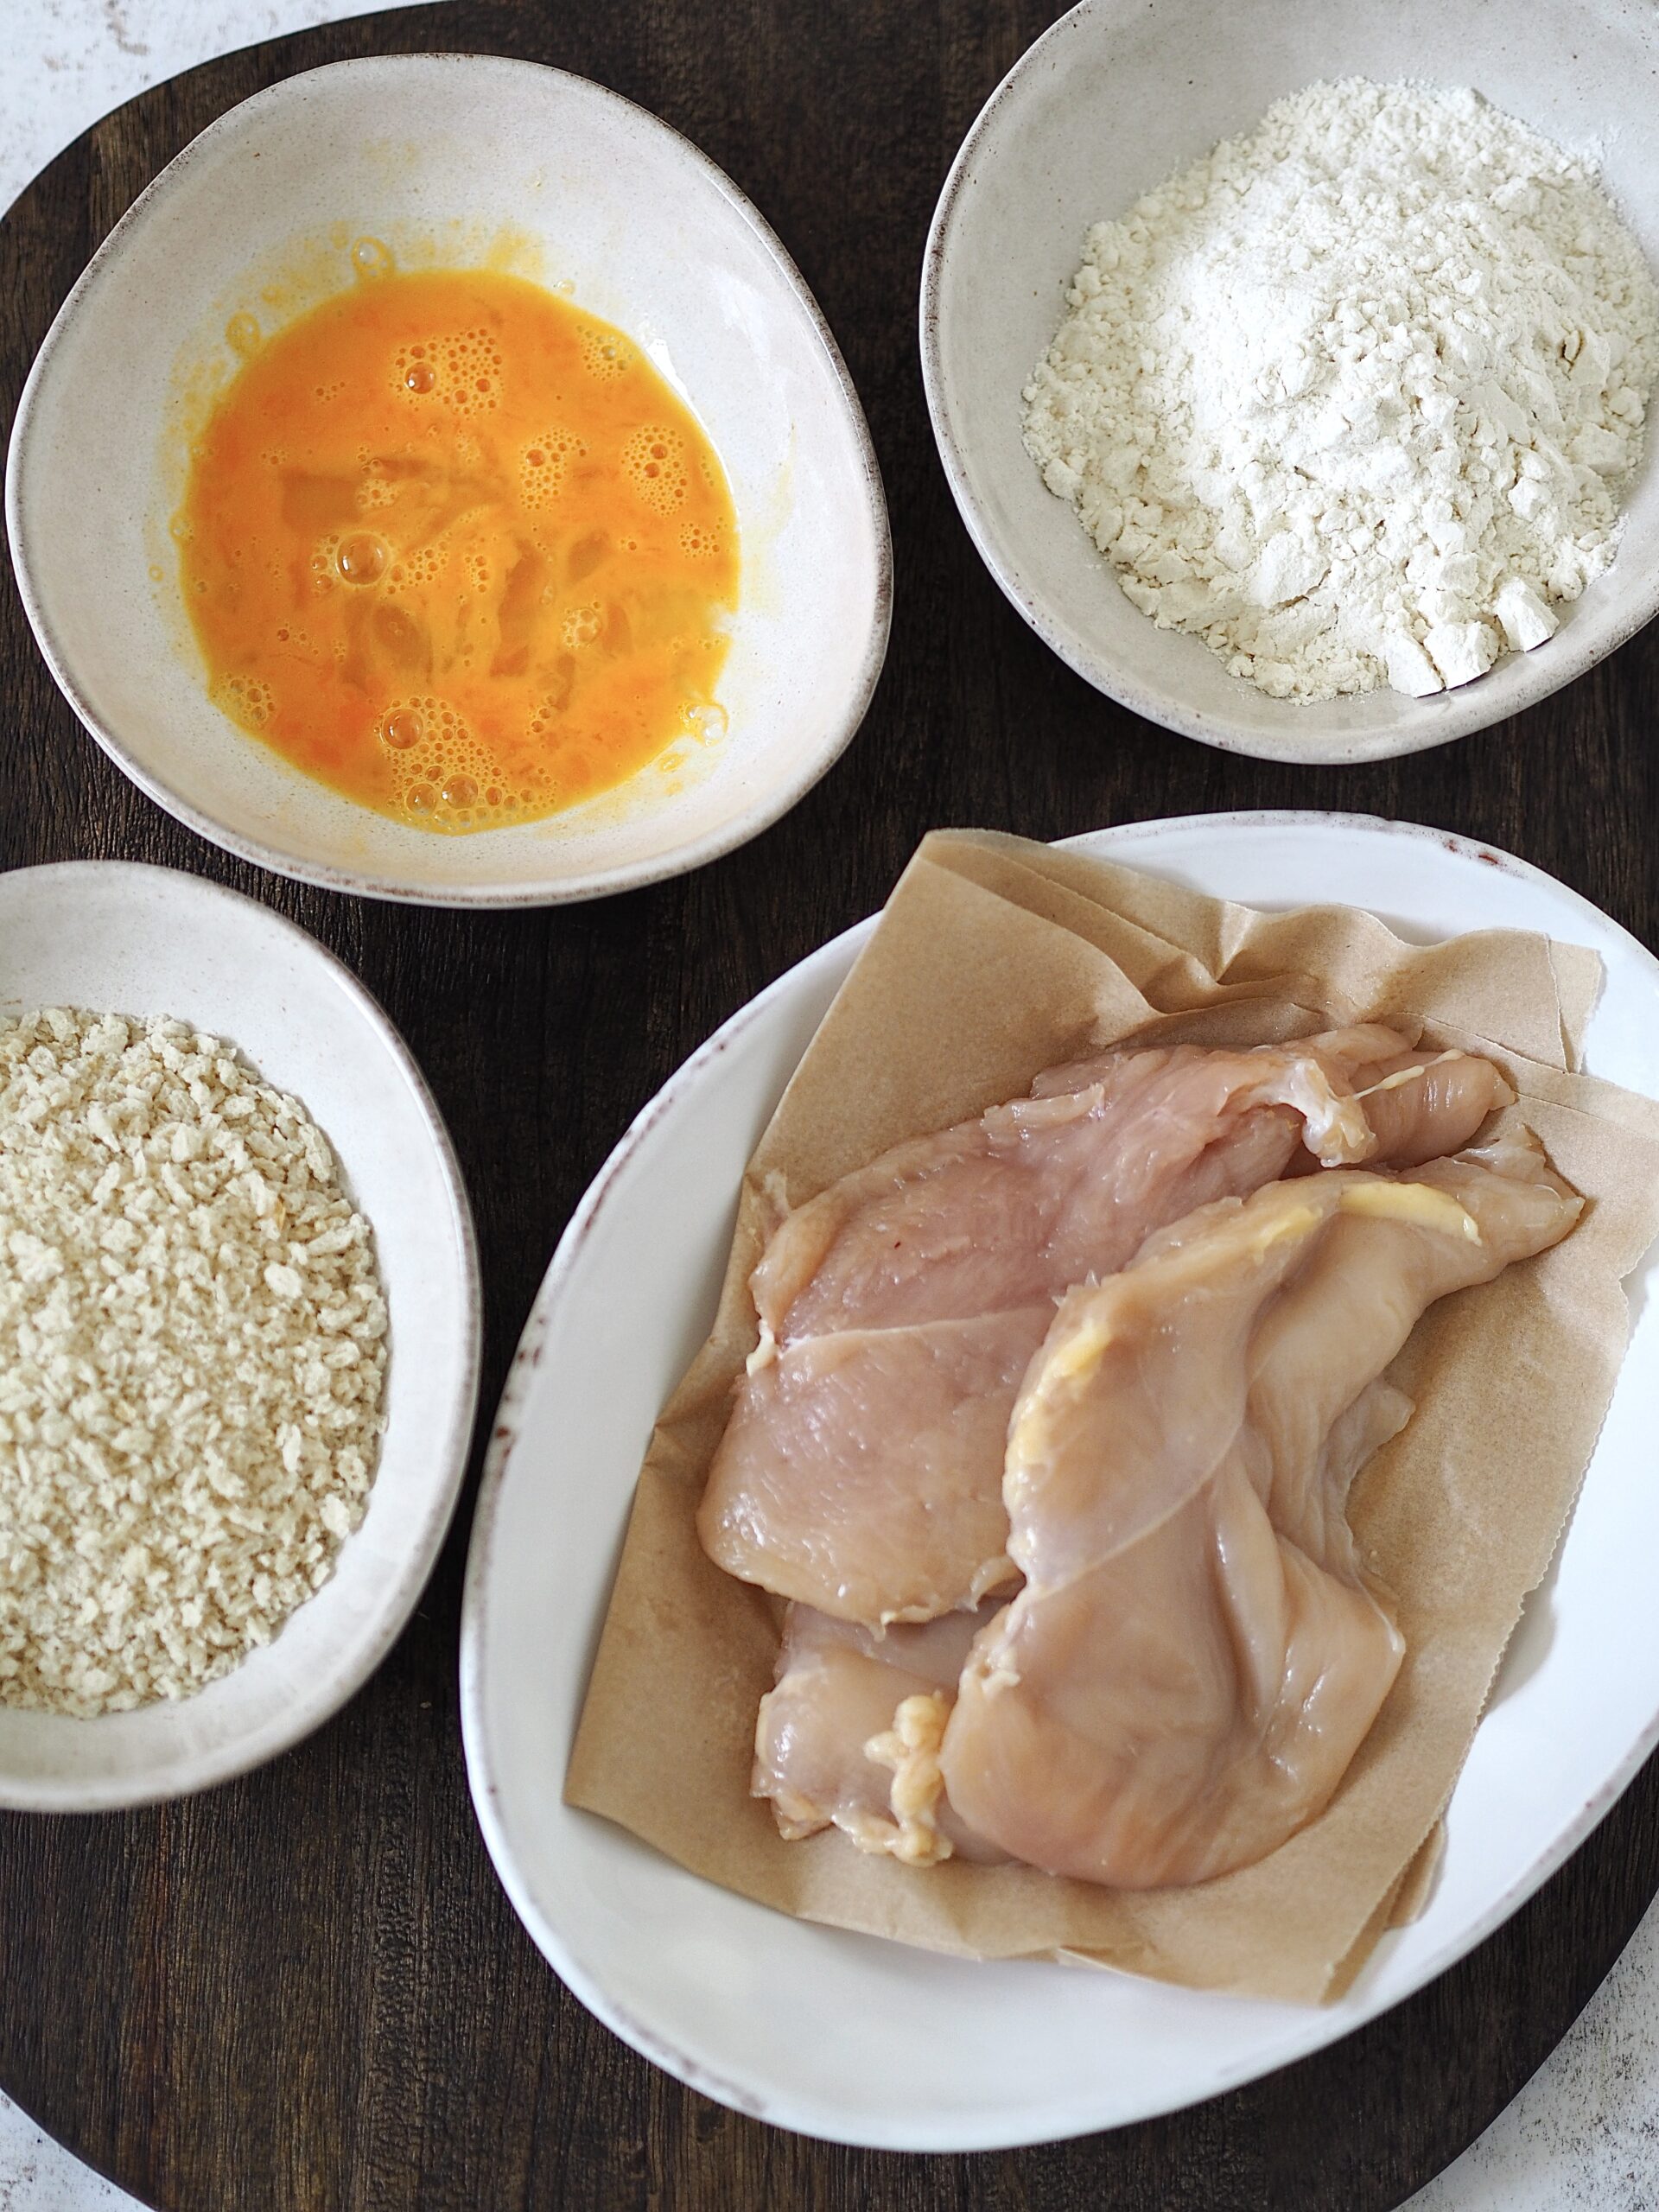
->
0 1007 387 1715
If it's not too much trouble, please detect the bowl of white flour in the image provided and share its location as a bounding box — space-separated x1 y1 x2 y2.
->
921 0 1659 761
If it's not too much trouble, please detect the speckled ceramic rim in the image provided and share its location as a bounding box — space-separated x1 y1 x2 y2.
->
459 811 1659 2146
4 54 893 908
0 860 483 1811
918 0 1659 765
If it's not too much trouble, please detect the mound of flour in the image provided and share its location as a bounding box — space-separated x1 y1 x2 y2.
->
1024 80 1659 701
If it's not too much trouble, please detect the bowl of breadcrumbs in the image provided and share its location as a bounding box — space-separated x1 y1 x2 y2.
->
0 861 479 1808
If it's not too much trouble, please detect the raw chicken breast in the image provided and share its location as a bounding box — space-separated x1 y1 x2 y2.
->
753 1602 1007 1865
939 1131 1580 1889
708 1313 1039 1621
701 1031 1511 1624
752 1027 1412 1341
1345 1047 1514 1171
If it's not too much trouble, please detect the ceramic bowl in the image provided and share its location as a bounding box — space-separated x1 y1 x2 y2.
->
0 862 480 1808
460 813 1659 2150
920 0 1659 763
6 55 890 905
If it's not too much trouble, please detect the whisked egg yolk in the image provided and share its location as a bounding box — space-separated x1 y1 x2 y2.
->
175 262 739 833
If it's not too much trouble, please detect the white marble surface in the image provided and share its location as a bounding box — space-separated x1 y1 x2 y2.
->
1 2 1657 2208
0 0 416 220
0 2105 135 2212
1409 1898 1659 2210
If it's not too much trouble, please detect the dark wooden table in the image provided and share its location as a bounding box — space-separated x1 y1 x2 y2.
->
2 3 1656 2206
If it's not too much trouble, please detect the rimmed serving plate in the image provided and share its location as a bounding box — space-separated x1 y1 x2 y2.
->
460 812 1659 2149
0 861 480 1808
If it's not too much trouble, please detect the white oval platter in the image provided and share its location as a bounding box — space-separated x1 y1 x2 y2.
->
461 812 1659 2149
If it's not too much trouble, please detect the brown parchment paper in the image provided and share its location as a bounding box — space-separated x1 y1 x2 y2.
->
565 831 1659 2003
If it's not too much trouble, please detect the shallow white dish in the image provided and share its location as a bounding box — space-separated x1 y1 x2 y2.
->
0 862 480 1809
461 811 1659 2149
920 0 1659 764
5 54 890 906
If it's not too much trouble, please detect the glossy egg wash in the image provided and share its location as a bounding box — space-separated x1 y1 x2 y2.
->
175 257 739 832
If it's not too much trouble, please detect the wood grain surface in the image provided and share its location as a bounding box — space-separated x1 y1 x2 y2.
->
2 3 1657 2207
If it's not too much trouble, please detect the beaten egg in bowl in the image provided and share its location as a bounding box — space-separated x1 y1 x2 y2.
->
174 252 738 835
8 54 889 904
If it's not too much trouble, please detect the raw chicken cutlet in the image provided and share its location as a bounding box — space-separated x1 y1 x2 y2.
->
753 1602 1007 1866
700 1030 1510 1624
939 1130 1581 1888
747 1132 1579 1883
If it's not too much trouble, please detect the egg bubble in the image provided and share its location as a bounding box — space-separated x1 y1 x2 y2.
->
392 340 441 401
351 236 394 280
384 695 437 748
395 326 505 418
226 314 262 358
621 425 689 513
218 673 276 729
579 329 632 382
382 696 518 830
562 601 603 651
518 427 586 508
337 533 389 585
